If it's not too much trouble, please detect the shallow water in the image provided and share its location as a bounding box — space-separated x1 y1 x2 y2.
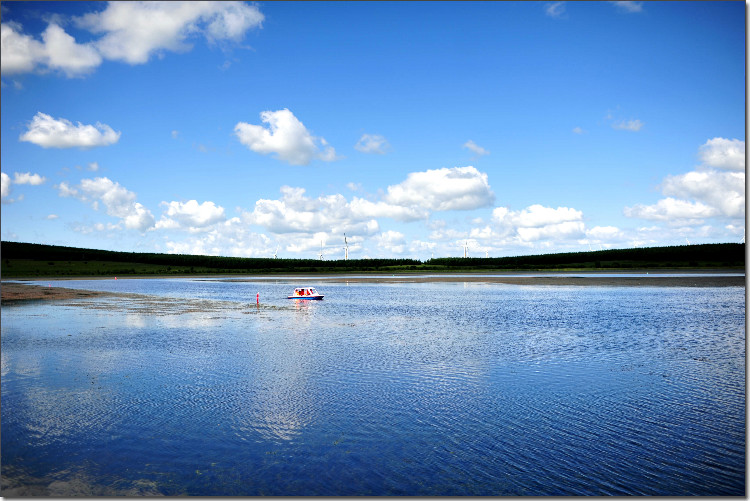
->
1 279 745 495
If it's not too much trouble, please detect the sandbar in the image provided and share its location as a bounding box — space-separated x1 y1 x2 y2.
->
1 283 114 303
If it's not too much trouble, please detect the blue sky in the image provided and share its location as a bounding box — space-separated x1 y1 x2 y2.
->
1 1 745 259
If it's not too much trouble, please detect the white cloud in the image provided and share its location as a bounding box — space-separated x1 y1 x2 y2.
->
2 171 46 203
75 1 264 65
624 197 719 224
505 204 583 228
661 170 744 219
46 214 59 220
572 126 584 134
2 2 263 78
157 199 226 231
241 166 497 247
42 24 102 77
545 2 566 18
13 172 46 185
612 119 643 131
56 176 155 232
234 109 338 165
375 230 406 254
349 198 427 222
516 221 585 242
625 138 745 225
1 22 101 77
463 140 489 157
355 134 390 154
163 217 273 257
384 166 495 212
1 22 45 75
13 172 47 186
0 172 11 201
698 137 745 172
244 186 380 236
492 204 586 242
611 1 643 13
20 112 121 149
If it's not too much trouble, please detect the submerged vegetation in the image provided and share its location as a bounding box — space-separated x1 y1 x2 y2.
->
0 241 744 278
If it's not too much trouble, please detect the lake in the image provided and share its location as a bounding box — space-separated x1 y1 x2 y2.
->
1 277 745 495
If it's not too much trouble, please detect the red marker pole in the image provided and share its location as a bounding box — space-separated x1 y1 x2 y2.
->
256 292 259 304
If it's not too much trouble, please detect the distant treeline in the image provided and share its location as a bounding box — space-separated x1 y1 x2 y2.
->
0 241 745 277
428 243 746 270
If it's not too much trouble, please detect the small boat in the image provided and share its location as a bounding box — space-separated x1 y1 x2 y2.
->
287 287 324 300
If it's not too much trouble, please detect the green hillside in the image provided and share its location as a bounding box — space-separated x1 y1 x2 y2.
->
0 241 744 278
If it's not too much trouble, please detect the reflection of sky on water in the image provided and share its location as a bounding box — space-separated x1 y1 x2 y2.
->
1 280 745 496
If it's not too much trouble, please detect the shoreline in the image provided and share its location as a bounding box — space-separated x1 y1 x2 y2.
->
1 283 115 303
2 272 745 302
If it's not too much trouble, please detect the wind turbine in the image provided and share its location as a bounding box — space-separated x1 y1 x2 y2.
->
319 241 324 260
464 241 468 258
685 237 691 245
344 233 349 260
273 245 279 259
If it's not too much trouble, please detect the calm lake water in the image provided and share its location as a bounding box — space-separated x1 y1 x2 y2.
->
1 277 745 495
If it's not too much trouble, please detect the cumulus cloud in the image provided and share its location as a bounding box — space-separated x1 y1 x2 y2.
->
384 166 495 212
75 1 264 64
1 22 42 75
624 198 719 224
625 137 745 225
13 172 47 185
163 217 274 257
349 198 427 222
157 199 226 231
661 170 744 219
234 109 338 165
698 137 745 172
242 166 493 243
242 166 493 246
20 112 121 149
56 176 155 232
463 140 489 157
2 2 263 78
1 171 46 203
0 172 11 201
42 24 102 76
375 230 406 254
1 22 101 77
244 186 380 236
355 134 390 154
492 204 585 242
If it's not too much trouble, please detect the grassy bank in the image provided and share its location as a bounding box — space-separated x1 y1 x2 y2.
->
0 241 744 278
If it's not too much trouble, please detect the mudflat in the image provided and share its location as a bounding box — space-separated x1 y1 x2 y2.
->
1 283 113 303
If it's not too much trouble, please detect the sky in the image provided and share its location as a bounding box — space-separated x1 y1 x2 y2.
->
1 1 745 260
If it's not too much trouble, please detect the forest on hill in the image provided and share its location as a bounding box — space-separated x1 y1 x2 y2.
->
0 241 744 278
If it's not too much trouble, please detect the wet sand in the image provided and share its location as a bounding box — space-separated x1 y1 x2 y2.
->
1 282 114 303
